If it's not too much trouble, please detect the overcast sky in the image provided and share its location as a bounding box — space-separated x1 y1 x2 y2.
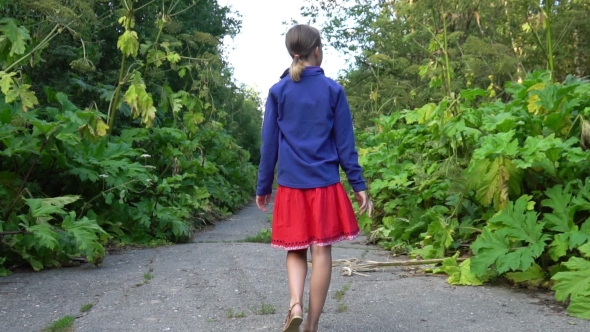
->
218 0 348 96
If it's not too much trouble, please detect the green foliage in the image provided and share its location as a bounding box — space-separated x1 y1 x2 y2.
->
303 0 590 127
0 18 30 60
44 315 74 332
506 264 546 285
225 309 246 319
431 253 484 286
353 71 590 319
552 246 590 320
0 1 261 273
305 0 590 320
471 196 550 277
252 303 276 315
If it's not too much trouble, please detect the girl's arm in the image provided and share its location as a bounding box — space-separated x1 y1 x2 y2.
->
332 87 367 192
256 92 280 196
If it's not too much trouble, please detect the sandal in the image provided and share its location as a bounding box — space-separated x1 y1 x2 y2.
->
282 302 303 332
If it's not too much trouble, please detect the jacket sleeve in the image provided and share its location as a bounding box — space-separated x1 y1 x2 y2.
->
332 87 367 192
256 91 280 196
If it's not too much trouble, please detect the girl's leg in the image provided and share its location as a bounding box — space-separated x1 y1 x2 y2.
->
304 244 332 332
286 249 307 315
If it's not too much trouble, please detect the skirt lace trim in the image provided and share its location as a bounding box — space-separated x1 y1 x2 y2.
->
270 229 360 251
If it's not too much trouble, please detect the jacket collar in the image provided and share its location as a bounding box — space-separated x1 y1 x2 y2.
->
280 66 324 79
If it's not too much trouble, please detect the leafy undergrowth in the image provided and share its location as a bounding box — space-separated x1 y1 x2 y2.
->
0 3 258 274
357 71 590 320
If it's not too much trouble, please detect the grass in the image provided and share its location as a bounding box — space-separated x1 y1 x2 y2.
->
44 316 75 332
225 309 246 318
333 284 351 302
252 302 276 315
241 228 271 243
336 304 348 313
80 303 93 313
361 249 369 259
135 270 154 287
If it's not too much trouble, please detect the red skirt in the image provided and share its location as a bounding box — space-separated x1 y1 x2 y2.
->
271 182 360 250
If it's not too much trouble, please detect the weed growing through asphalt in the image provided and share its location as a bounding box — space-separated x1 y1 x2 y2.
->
361 249 369 259
136 268 155 287
241 228 271 243
336 304 348 313
80 303 93 313
333 284 351 302
226 309 246 318
44 315 74 332
252 303 276 315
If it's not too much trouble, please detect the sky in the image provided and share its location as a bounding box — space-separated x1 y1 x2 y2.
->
218 0 348 96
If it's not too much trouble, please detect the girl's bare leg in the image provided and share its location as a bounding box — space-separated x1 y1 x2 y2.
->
286 249 307 316
303 244 332 332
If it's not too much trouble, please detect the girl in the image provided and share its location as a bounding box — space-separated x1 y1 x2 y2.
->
255 24 371 332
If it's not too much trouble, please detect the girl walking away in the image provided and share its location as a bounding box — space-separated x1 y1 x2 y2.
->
255 24 372 332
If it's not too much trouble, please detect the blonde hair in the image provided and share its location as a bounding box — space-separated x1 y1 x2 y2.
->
285 25 322 82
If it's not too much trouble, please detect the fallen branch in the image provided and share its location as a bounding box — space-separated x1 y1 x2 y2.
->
307 257 468 277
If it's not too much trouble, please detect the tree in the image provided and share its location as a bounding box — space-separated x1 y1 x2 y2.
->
302 0 590 128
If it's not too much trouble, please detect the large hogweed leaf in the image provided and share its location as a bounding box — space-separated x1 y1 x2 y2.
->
123 73 157 127
62 212 108 266
543 181 590 260
512 135 564 172
473 131 519 160
471 196 550 277
506 263 546 285
117 30 139 57
6 83 38 112
1 73 39 112
431 253 484 286
552 246 590 320
403 103 436 125
0 18 30 58
542 184 576 233
116 16 139 58
0 71 16 93
481 111 517 133
465 156 522 210
412 206 456 259
24 195 81 220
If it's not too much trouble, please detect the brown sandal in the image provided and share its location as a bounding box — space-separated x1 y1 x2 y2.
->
282 302 303 332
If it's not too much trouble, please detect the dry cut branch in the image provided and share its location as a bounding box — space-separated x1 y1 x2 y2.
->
307 257 467 277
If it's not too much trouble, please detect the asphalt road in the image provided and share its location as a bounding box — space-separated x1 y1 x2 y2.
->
1 202 589 332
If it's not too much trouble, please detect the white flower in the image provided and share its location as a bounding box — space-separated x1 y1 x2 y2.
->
99 174 109 178
141 154 151 158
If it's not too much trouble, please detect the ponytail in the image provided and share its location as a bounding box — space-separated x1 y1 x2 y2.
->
285 25 322 83
290 55 306 82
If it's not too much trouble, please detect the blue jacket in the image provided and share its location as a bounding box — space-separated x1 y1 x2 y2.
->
256 67 366 196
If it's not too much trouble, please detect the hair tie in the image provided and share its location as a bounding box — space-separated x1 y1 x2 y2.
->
294 54 300 58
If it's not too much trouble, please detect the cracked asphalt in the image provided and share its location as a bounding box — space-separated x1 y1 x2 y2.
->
1 201 590 332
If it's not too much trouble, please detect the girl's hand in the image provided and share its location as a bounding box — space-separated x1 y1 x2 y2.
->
256 194 272 212
354 191 373 217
